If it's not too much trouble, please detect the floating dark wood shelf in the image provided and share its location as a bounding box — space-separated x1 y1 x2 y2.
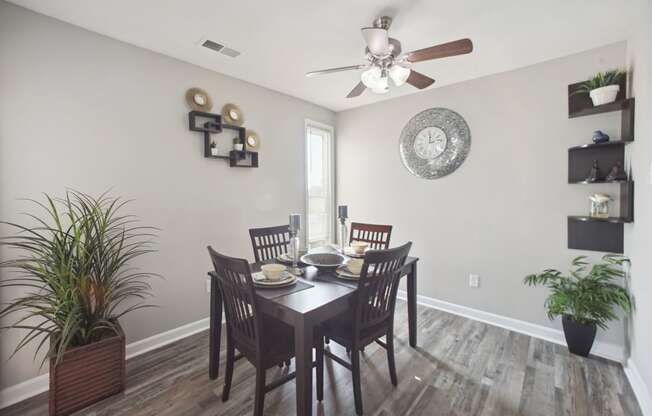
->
568 215 632 224
568 141 629 151
568 217 624 253
568 98 634 119
569 179 629 185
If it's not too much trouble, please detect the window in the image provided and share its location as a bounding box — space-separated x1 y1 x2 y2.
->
305 120 335 248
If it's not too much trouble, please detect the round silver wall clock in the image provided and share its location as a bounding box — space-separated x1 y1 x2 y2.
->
399 108 471 179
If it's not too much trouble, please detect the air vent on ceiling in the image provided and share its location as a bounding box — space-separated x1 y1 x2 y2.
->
201 39 224 52
220 47 241 58
201 38 241 58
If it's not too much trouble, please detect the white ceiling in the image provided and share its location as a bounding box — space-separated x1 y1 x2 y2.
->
8 0 636 112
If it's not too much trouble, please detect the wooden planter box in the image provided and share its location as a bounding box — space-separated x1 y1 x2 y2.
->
49 329 126 416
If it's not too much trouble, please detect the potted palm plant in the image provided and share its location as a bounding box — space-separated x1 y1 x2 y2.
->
0 190 158 416
524 255 632 357
574 69 626 106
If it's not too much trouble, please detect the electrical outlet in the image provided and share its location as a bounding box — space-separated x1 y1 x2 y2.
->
205 278 211 293
469 274 480 288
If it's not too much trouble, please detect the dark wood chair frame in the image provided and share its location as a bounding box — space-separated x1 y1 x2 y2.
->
249 224 291 263
349 222 393 250
320 242 412 415
207 246 323 416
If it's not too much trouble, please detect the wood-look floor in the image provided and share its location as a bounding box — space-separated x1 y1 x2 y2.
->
2 301 642 416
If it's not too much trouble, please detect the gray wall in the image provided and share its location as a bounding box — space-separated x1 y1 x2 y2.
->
336 43 627 345
625 0 652 401
0 2 334 389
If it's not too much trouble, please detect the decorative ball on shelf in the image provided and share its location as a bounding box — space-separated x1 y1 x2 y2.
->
185 87 213 111
592 130 610 144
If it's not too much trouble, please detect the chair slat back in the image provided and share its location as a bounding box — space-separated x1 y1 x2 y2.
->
208 247 261 353
355 242 412 332
349 222 392 250
249 225 291 262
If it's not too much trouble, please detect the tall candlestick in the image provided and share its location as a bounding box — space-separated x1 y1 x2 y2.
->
288 213 302 275
338 205 348 220
289 213 301 232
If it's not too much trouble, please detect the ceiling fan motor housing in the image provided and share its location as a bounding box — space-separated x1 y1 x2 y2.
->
373 16 393 30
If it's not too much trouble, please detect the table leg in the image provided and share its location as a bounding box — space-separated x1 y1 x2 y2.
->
407 262 417 348
294 318 313 416
209 274 222 380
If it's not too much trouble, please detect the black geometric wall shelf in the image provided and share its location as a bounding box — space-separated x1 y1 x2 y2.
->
188 111 258 168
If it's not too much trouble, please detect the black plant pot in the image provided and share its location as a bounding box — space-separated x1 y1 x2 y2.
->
562 315 597 357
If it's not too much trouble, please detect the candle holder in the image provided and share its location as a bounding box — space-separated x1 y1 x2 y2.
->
288 213 303 276
337 205 348 253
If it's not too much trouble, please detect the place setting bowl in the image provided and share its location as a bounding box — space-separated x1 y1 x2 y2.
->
253 264 297 288
342 241 369 258
335 258 364 280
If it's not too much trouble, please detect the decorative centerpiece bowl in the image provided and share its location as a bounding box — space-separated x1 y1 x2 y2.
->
300 252 346 269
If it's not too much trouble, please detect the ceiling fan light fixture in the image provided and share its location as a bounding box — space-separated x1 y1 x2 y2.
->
361 67 380 88
389 64 411 86
361 67 389 93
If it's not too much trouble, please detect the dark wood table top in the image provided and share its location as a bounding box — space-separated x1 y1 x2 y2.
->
208 255 418 319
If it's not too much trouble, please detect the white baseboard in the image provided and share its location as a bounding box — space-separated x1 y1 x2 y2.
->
125 317 210 359
0 373 49 411
0 317 211 410
397 290 625 362
624 359 652 416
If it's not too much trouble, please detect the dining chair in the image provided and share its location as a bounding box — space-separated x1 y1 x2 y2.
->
207 246 324 416
320 241 412 415
349 222 393 249
249 224 291 263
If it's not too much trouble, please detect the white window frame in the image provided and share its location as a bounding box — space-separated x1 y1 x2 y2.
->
304 119 336 247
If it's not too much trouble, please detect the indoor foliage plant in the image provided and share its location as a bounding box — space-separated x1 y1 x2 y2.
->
524 255 632 357
574 69 626 106
0 190 158 416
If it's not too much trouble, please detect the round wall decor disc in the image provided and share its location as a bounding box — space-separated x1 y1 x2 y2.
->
222 103 244 126
245 130 260 150
185 88 213 111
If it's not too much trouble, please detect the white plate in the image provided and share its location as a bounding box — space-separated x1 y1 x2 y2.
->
335 266 360 280
252 271 297 288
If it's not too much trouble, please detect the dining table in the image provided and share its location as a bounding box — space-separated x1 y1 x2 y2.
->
207 246 419 416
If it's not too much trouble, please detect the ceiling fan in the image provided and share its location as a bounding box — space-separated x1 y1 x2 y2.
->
306 16 473 98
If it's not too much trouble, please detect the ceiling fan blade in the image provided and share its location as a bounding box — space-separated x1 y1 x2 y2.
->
406 38 473 63
406 71 435 89
346 81 366 98
361 27 389 55
306 65 367 77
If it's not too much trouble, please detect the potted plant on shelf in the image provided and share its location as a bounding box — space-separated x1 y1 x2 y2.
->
210 140 218 156
524 255 632 357
573 69 625 106
233 137 244 152
0 190 158 416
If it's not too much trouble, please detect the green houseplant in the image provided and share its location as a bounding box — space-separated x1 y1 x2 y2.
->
524 255 632 357
0 190 157 415
573 69 626 106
